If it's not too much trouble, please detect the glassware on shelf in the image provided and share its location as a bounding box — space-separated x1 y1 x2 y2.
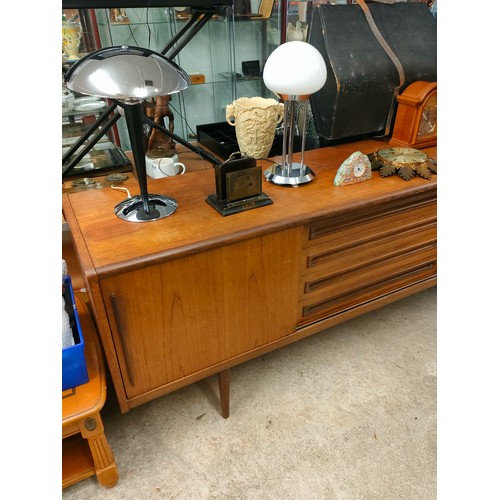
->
62 19 82 61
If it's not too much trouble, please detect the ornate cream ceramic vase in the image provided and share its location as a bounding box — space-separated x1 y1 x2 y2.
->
226 97 284 159
62 21 82 61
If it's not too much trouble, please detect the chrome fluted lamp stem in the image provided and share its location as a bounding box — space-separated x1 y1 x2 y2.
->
299 99 308 175
282 99 291 177
285 100 295 177
283 98 310 177
265 96 315 186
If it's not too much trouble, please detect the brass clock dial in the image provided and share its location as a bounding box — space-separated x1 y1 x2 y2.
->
369 147 437 181
226 167 261 202
377 147 428 164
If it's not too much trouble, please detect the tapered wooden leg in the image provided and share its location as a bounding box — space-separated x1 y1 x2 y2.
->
217 369 230 419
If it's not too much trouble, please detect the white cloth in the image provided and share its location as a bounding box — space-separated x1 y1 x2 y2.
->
62 296 75 348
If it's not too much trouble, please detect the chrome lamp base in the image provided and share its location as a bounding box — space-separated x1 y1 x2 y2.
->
114 194 178 222
264 162 315 186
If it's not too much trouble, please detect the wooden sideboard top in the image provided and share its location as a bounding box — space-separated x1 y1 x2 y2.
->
62 139 437 277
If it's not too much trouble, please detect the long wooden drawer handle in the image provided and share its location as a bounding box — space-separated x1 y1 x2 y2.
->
110 294 135 387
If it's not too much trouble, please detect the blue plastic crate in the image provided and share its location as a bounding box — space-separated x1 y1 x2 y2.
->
62 276 89 391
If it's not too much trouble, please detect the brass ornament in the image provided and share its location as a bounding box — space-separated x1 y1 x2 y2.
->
369 147 437 182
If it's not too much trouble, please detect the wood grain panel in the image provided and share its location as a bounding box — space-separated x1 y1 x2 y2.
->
302 245 436 302
299 247 436 325
62 139 436 278
304 194 436 247
303 220 436 279
100 228 301 399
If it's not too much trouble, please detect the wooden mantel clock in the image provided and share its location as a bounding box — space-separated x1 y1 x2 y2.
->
390 81 437 148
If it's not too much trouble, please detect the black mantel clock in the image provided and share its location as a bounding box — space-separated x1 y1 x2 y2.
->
206 153 273 216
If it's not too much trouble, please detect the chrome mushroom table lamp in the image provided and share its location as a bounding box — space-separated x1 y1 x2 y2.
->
262 41 327 186
65 45 190 222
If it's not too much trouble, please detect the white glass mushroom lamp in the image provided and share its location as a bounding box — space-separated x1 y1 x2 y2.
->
263 41 327 186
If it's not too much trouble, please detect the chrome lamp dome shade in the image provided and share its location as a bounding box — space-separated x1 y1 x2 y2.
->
65 46 190 101
65 46 190 222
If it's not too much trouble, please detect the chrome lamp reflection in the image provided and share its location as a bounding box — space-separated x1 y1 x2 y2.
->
263 41 327 186
65 45 190 222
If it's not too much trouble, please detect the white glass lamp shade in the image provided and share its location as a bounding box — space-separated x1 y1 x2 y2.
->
263 41 327 98
65 45 190 101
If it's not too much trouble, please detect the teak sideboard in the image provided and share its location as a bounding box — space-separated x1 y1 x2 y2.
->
62 139 437 414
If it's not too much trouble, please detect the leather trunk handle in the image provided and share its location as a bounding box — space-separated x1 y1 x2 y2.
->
355 0 405 134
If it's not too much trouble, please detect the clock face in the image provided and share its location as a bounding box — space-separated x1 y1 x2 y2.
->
333 151 372 186
353 158 366 177
418 92 437 138
226 166 261 202
377 147 428 165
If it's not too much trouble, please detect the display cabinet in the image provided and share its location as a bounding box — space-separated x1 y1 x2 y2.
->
62 99 132 180
62 2 360 162
62 2 280 150
92 7 235 143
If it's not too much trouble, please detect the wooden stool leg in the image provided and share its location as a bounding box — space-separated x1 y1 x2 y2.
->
217 369 230 419
79 413 119 488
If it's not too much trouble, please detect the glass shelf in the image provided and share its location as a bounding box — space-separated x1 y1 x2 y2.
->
62 3 281 149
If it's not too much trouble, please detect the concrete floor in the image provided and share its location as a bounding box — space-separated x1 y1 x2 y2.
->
62 286 436 500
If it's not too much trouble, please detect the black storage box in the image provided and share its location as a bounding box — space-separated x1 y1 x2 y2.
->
308 2 437 142
197 122 241 159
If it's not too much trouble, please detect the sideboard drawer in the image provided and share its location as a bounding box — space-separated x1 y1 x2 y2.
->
304 200 436 249
299 198 437 325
